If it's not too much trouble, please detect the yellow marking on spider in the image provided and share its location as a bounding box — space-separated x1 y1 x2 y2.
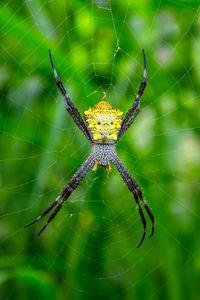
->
94 101 113 109
106 163 112 173
92 161 98 172
92 161 112 173
84 101 124 144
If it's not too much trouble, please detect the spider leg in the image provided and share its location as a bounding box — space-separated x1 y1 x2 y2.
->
24 195 62 228
37 194 69 236
25 153 96 235
49 49 93 144
117 49 147 142
111 154 154 247
114 155 154 237
131 181 154 237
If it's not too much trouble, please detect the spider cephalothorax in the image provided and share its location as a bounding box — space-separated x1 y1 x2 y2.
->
84 101 123 144
25 48 154 248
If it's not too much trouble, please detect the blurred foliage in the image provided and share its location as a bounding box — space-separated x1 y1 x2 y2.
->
0 0 200 299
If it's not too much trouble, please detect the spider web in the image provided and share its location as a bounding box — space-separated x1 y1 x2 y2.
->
0 0 200 299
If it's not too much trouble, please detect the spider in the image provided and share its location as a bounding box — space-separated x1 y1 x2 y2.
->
25 48 154 247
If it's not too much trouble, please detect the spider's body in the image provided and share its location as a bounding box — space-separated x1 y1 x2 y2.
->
92 144 116 167
25 49 154 247
84 101 123 144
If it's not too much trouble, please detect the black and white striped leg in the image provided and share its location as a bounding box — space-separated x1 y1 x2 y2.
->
117 49 147 141
49 49 93 144
24 195 62 228
111 154 154 247
25 154 96 235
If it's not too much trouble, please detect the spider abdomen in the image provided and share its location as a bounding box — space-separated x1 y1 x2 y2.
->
84 101 123 144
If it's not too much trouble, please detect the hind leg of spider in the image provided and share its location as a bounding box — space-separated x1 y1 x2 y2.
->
24 195 62 228
37 193 69 236
24 153 96 235
113 155 154 238
128 179 154 237
111 154 154 246
133 192 147 247
111 157 147 247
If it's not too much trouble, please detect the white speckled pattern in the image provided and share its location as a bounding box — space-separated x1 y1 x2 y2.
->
92 144 116 166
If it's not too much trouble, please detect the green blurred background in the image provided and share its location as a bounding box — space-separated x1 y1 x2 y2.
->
0 0 200 299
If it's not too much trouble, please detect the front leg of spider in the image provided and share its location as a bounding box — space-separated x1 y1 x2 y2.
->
48 49 93 145
25 49 154 247
117 48 147 141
